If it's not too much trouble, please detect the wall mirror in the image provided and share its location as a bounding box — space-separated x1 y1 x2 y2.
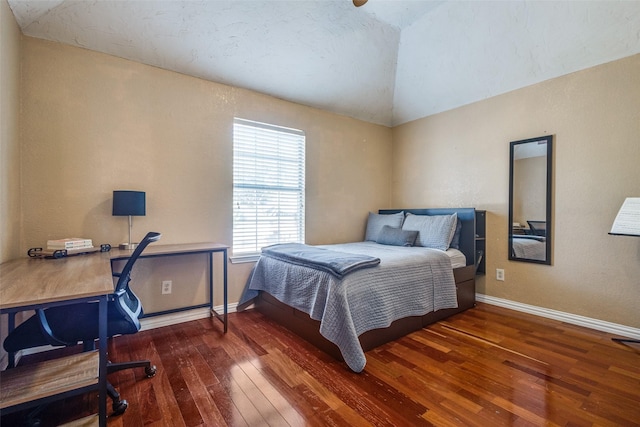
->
508 135 553 264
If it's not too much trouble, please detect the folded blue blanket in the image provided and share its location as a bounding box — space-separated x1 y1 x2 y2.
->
261 243 380 279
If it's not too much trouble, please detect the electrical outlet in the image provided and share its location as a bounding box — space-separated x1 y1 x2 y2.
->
162 280 172 294
496 269 505 281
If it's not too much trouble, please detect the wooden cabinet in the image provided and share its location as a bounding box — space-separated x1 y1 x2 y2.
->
475 210 486 275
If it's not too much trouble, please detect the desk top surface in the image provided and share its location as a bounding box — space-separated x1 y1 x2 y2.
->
110 242 228 260
0 242 228 311
0 252 114 310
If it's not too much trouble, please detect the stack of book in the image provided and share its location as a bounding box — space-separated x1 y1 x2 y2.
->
47 238 93 251
512 223 526 235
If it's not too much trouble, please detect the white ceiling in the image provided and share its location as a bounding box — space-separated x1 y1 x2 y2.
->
8 0 640 126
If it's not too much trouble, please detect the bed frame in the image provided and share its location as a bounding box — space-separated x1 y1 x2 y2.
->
254 208 478 362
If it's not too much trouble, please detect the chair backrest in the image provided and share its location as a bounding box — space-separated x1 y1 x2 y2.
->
527 221 546 237
113 232 161 325
114 231 161 293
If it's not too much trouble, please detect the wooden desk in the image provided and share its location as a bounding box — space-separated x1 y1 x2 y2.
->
0 242 228 424
0 252 113 426
109 242 229 332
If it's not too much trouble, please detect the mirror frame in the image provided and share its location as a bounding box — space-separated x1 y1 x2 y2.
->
508 135 553 264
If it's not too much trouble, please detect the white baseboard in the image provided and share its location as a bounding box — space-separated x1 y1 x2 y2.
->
476 294 640 340
140 303 238 331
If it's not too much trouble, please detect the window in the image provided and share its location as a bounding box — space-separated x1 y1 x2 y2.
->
232 118 305 257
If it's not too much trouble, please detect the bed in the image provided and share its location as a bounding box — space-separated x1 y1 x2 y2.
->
238 208 478 372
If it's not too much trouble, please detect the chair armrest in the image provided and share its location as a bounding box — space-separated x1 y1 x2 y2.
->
36 309 77 347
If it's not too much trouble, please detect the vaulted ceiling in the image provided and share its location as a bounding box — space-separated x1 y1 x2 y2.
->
8 0 640 126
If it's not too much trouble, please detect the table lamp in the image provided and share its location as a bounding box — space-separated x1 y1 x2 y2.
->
609 197 640 345
113 190 146 250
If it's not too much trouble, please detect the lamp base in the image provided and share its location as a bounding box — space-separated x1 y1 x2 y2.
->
119 242 138 250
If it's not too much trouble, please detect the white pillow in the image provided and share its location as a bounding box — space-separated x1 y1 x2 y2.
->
402 213 458 251
364 211 404 241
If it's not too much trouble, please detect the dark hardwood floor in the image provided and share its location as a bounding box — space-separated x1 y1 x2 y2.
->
3 302 639 426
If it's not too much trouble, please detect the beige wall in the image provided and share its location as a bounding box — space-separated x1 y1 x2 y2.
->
392 54 640 329
0 0 22 368
18 37 393 309
0 0 21 263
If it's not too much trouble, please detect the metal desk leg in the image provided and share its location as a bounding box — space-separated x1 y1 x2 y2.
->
223 248 228 333
8 312 15 368
209 249 228 333
209 251 214 317
98 296 107 427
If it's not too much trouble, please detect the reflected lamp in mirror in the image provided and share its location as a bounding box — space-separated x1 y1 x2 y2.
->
113 190 146 250
508 135 553 264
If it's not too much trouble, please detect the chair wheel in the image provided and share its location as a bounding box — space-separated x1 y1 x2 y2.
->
111 399 128 416
145 365 157 377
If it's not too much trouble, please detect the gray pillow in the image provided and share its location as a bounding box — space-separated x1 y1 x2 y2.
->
364 211 404 241
376 225 418 247
449 218 462 250
402 212 458 250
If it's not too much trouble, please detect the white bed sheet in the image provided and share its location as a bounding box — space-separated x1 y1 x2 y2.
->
446 248 467 269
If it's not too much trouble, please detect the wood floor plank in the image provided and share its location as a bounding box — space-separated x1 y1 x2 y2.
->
4 302 639 427
282 344 422 427
206 381 248 427
238 360 305 426
181 360 228 426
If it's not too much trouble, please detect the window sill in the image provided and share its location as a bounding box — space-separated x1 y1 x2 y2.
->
230 254 260 264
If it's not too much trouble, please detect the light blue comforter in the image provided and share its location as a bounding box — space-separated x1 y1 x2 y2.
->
238 242 458 372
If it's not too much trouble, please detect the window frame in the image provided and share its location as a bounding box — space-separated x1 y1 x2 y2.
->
231 118 306 261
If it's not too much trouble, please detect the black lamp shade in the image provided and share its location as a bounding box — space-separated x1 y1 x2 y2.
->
112 191 146 216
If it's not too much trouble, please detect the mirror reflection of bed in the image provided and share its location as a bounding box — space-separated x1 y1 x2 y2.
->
512 234 546 260
511 219 547 260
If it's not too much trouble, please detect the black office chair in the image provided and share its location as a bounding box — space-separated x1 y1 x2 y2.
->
3 231 162 417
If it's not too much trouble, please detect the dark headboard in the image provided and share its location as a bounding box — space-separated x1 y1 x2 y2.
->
379 208 477 267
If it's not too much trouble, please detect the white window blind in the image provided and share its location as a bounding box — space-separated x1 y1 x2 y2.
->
233 118 305 256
